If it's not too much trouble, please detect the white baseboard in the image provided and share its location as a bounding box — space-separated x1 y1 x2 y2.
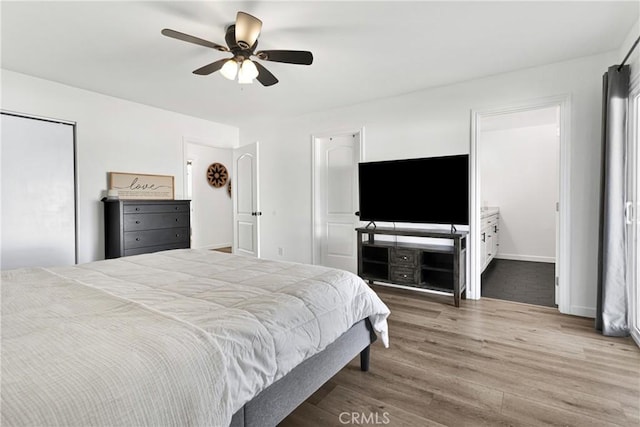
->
631 328 640 349
568 305 596 319
495 253 555 263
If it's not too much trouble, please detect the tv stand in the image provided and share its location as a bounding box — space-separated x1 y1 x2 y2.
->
356 226 468 307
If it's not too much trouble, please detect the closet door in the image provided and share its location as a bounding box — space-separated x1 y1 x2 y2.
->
1 113 76 269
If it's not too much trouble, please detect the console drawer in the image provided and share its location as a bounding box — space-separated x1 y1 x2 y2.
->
390 266 419 285
390 248 418 267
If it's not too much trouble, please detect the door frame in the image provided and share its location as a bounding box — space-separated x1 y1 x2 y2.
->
469 94 572 313
628 72 640 347
311 127 365 266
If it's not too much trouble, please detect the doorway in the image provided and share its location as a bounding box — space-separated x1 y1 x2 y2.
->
183 139 233 251
468 95 570 313
312 129 364 273
478 106 560 307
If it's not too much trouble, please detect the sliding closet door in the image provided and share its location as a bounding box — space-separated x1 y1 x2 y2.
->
1 113 76 269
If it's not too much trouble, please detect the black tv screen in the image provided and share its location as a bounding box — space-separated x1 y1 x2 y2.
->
358 154 469 225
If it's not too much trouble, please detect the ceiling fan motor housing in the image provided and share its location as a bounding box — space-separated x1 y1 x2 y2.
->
225 25 257 60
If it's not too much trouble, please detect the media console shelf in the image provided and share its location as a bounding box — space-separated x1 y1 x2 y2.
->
356 226 468 307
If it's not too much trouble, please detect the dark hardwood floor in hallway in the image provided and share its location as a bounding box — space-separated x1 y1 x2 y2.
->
280 285 640 427
481 259 556 308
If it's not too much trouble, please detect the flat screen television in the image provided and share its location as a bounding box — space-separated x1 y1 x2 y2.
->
358 154 469 225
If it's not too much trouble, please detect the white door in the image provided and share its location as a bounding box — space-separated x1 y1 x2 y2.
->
313 132 361 273
1 113 76 269
233 142 260 257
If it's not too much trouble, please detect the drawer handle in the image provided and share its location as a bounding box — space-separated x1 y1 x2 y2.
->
402 256 408 260
175 234 180 237
402 274 408 278
135 220 140 224
135 237 140 241
175 218 179 222
175 207 179 210
135 207 140 211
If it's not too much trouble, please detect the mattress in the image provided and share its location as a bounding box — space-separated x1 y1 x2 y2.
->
1 249 390 426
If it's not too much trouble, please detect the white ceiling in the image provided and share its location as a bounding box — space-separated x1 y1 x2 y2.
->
1 1 637 128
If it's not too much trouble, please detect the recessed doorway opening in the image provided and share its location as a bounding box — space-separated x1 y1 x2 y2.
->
470 95 571 313
479 106 560 307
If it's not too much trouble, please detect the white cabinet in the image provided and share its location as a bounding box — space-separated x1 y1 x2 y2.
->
481 208 499 272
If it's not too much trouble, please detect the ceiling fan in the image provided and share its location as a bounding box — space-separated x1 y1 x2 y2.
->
161 11 313 86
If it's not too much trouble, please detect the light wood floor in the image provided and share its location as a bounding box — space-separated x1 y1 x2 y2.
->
280 285 640 427
212 246 232 253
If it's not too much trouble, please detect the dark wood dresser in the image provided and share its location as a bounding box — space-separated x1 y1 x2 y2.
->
103 199 190 259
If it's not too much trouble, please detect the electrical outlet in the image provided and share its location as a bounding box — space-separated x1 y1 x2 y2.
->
278 247 284 256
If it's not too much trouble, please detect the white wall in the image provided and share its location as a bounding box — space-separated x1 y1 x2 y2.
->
240 51 617 317
185 141 233 249
619 19 639 80
480 122 559 262
1 69 239 263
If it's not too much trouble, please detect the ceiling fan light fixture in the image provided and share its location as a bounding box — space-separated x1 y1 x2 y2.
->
238 59 259 84
235 12 262 49
220 59 238 80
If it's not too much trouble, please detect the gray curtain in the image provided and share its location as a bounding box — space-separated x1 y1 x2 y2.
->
596 65 630 336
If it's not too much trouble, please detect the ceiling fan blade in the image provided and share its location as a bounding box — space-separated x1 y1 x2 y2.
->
193 58 229 75
161 28 228 52
235 11 262 49
254 61 279 86
255 50 313 65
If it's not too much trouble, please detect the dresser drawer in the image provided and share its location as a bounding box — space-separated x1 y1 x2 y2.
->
124 213 189 231
123 203 190 214
123 242 189 257
124 227 189 249
390 266 419 285
390 248 418 267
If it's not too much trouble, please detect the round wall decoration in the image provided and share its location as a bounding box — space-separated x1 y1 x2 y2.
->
206 163 228 188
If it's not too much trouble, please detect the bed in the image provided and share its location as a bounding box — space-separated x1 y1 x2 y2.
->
1 249 390 426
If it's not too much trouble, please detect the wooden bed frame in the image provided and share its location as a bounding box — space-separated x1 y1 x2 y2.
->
229 318 376 426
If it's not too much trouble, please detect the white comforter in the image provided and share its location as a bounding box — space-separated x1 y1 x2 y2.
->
1 249 390 426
